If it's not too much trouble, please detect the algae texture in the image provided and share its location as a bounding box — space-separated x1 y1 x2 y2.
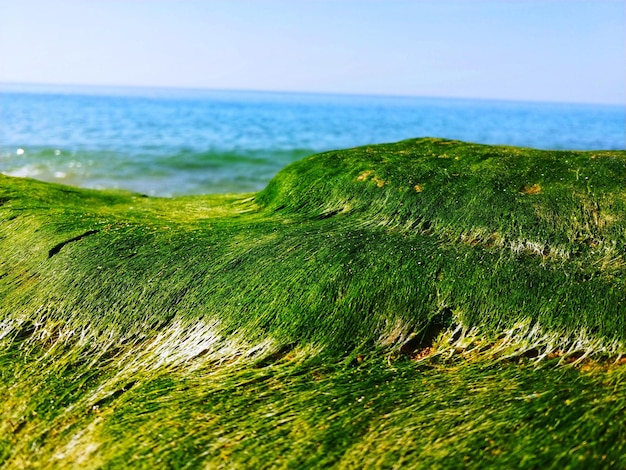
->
1 138 626 469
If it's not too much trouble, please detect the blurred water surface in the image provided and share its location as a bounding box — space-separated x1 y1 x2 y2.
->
1 84 624 196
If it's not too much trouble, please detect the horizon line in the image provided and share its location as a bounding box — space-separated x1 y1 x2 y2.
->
1 80 624 108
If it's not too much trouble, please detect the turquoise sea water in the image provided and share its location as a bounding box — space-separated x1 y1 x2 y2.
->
1 84 624 196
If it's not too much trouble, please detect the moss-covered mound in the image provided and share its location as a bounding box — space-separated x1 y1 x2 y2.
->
1 138 626 468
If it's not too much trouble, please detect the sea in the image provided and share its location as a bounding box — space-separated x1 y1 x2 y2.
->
1 83 624 197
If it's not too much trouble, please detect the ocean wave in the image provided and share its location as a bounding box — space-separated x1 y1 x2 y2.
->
0 147 316 196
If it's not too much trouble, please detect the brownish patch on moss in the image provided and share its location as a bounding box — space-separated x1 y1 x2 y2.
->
356 170 373 181
372 176 387 187
520 184 542 195
414 184 424 193
543 351 626 370
408 347 433 361
356 170 386 187
483 232 502 249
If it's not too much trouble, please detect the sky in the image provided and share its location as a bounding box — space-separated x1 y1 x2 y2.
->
0 0 624 105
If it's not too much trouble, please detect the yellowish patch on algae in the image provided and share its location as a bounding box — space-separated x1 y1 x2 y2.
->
356 170 387 187
356 170 373 181
372 176 387 187
520 184 542 195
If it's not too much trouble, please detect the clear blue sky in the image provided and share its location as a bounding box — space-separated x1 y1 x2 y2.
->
0 0 624 104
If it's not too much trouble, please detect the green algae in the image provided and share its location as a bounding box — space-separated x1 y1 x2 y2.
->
1 138 626 468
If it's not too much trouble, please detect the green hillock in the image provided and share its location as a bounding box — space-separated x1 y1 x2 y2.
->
1 138 625 468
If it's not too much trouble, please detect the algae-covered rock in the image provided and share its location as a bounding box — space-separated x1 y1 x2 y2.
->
1 138 625 468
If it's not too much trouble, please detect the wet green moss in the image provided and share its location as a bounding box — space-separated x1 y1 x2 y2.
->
1 138 626 468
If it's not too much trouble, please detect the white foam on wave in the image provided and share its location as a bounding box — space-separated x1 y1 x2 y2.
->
3 165 42 178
